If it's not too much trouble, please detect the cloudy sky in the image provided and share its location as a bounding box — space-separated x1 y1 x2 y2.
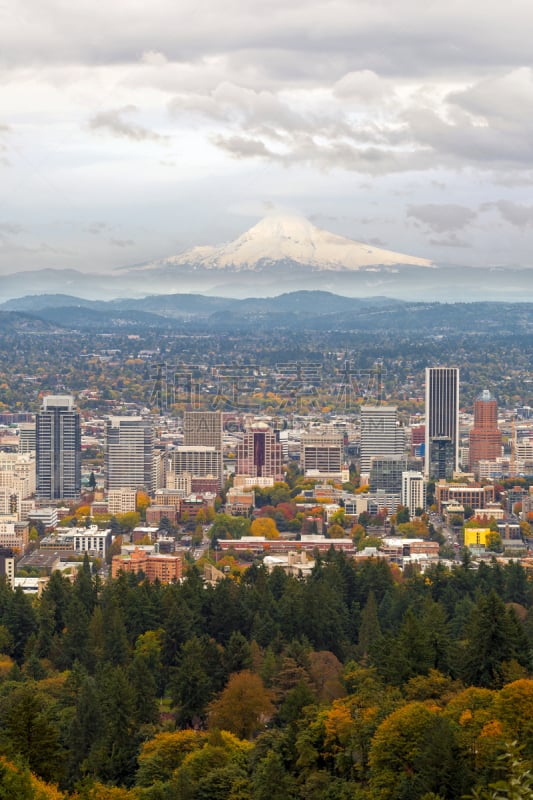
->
2 0 533 274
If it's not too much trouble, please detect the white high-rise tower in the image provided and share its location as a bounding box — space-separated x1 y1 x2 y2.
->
360 406 405 477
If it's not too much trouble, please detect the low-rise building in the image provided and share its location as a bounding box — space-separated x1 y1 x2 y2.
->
0 521 29 554
435 482 495 514
226 488 254 516
264 551 315 577
464 527 492 550
40 525 112 558
27 507 58 529
112 547 182 583
180 493 216 520
217 534 356 556
145 505 178 526
0 548 15 588
380 538 439 567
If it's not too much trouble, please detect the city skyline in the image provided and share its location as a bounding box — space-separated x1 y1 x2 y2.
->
2 1 533 276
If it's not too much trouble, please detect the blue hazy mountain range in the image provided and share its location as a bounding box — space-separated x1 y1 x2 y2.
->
1 215 532 303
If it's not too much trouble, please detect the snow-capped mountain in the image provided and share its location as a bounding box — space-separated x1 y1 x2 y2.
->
142 214 433 272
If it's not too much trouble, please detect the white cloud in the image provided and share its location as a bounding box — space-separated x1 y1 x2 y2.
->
110 237 135 247
88 105 168 141
482 200 533 228
0 222 23 235
1 0 533 271
333 70 393 102
407 204 477 233
141 50 168 67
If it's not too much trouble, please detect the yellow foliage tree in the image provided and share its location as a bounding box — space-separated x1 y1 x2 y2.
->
495 679 533 746
207 670 274 739
75 504 91 517
442 686 500 770
0 757 66 800
323 702 354 757
327 523 346 539
137 729 208 786
116 511 141 532
250 517 280 539
84 785 139 800
136 490 151 516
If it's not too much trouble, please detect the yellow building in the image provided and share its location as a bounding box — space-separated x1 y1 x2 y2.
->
463 527 491 548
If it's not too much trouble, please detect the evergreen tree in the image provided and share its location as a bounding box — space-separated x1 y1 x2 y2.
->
73 554 97 615
64 671 102 787
61 595 90 669
355 590 382 660
462 591 527 688
0 683 63 783
5 587 37 664
170 636 219 727
88 664 138 785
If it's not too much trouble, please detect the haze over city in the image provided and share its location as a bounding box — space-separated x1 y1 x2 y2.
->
2 0 533 275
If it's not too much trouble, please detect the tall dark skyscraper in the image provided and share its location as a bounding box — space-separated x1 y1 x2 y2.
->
36 395 81 500
425 367 459 479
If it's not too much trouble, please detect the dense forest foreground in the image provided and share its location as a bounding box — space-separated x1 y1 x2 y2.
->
1 554 533 798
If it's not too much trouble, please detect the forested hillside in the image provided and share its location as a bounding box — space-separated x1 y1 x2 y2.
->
1 554 533 799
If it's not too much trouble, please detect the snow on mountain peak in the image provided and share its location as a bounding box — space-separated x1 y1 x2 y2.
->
154 214 433 271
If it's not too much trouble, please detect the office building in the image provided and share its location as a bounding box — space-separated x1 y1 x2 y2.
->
469 390 502 474
427 436 455 481
236 423 283 481
112 547 182 583
0 548 15 589
369 456 420 495
0 452 36 498
183 411 223 487
401 471 426 517
18 423 36 454
435 482 495 514
107 489 138 516
0 521 29 554
105 417 155 492
165 472 193 494
301 432 343 475
168 447 220 484
360 406 405 476
36 395 81 501
425 368 459 479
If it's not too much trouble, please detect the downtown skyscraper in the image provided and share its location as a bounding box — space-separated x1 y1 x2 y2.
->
183 411 224 487
469 390 502 474
36 395 81 500
105 417 155 492
424 367 459 479
359 406 406 478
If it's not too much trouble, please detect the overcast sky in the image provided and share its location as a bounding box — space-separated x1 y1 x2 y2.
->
2 0 533 274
